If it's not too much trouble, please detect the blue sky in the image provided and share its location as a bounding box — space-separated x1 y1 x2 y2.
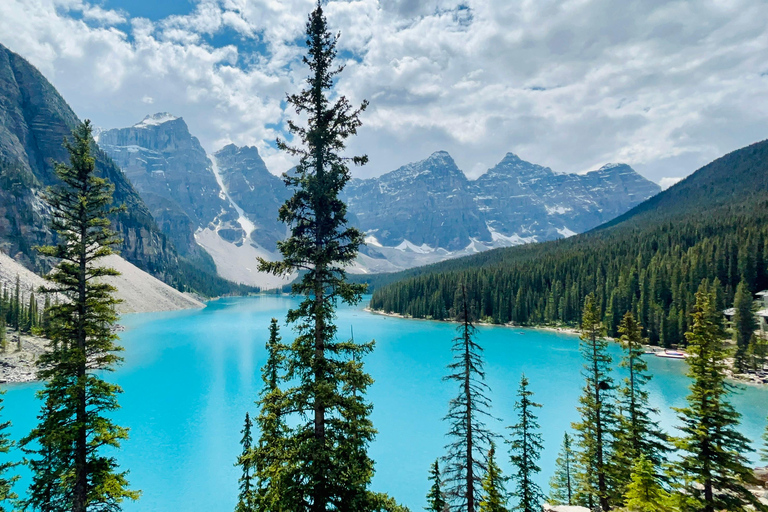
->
2 0 768 184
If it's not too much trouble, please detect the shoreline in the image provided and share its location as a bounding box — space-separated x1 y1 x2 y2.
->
365 306 767 388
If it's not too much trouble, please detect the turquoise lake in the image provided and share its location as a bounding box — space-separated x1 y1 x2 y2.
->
3 295 768 510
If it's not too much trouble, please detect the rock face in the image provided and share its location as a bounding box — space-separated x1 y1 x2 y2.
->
472 154 662 241
342 151 660 263
343 151 491 251
98 114 238 272
213 144 288 251
95 123 659 282
0 43 179 278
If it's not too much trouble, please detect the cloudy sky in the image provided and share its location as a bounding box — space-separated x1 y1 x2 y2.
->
1 0 767 184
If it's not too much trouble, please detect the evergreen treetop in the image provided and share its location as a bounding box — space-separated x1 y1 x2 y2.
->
612 311 668 499
425 459 447 512
478 444 506 512
442 284 495 512
21 120 138 512
671 284 762 512
572 294 615 511
507 374 544 512
548 432 574 507
255 3 375 509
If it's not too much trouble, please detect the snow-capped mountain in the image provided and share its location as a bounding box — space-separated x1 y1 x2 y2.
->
98 114 660 286
98 113 240 272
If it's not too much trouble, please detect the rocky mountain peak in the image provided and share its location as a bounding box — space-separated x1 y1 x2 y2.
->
134 112 180 128
478 152 554 181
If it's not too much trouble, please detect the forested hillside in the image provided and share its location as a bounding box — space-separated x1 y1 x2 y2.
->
370 139 768 346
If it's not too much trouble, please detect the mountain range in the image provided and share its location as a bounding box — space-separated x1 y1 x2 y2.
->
97 115 659 284
367 137 768 347
0 42 662 290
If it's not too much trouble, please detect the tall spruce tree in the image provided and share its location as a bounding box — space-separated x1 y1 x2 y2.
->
478 444 506 512
733 279 757 371
441 284 495 512
235 412 255 512
548 433 574 507
256 3 375 509
572 294 614 511
425 460 447 512
21 121 138 512
611 312 667 498
671 285 762 511
0 391 19 511
253 318 289 511
507 374 544 512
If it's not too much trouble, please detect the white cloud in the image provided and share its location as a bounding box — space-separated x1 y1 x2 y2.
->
659 177 683 190
1 0 767 181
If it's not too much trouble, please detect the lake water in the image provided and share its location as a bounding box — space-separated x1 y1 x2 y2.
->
3 295 768 510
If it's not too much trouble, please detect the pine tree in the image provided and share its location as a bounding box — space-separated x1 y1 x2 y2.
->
572 294 614 511
548 433 574 506
622 455 671 512
507 374 544 512
611 312 667 498
255 5 374 506
733 279 757 371
478 444 506 512
441 284 495 512
425 460 447 512
0 391 19 511
20 121 139 512
670 285 762 511
235 412 255 512
253 318 290 511
0 316 6 353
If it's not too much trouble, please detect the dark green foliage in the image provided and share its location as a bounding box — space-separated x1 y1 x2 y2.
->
548 433 575 506
21 121 139 512
0 391 19 511
369 139 768 345
572 295 614 511
425 460 447 512
253 318 289 511
235 413 255 512
255 3 375 510
478 444 506 512
671 285 763 511
0 277 46 336
507 375 544 512
733 280 757 371
611 312 668 498
441 285 495 512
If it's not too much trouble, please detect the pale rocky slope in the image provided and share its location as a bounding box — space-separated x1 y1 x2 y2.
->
0 250 203 314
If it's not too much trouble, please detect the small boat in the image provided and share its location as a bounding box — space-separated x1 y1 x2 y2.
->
655 350 687 359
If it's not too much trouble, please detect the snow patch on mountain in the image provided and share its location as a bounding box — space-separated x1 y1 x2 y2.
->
546 205 572 215
210 156 256 237
557 227 577 238
194 228 292 289
134 112 179 128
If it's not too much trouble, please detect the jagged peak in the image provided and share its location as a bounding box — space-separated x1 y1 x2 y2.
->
215 143 262 157
424 150 455 164
502 152 522 162
596 162 629 172
477 152 553 180
134 112 180 128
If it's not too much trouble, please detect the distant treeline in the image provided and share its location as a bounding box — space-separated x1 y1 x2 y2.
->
0 276 50 347
370 201 768 347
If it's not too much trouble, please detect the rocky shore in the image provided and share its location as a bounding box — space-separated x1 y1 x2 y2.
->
0 329 48 383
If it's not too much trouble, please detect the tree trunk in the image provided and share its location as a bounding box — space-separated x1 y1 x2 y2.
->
73 215 88 511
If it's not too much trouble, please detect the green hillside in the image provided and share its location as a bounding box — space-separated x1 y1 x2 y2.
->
369 139 768 346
